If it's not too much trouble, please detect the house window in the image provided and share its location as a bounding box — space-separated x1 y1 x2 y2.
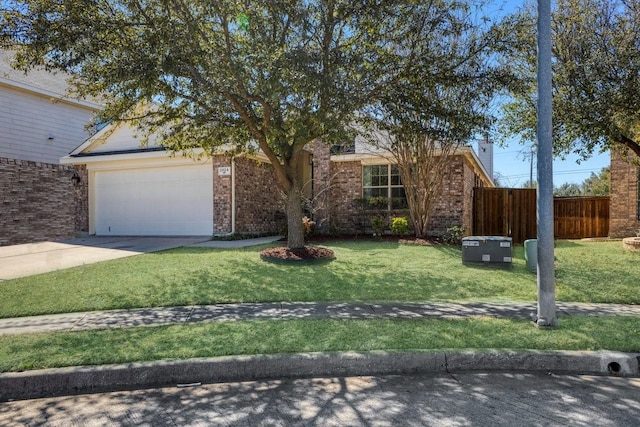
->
363 164 408 210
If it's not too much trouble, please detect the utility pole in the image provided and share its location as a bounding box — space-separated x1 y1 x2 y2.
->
536 0 556 327
529 145 536 186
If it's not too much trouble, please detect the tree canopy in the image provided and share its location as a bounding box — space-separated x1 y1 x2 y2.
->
357 1 515 237
553 167 610 197
2 0 390 248
2 0 515 243
501 0 640 161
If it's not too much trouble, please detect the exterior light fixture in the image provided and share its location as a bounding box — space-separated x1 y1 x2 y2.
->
71 172 82 185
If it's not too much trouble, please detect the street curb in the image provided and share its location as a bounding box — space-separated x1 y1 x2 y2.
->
1 350 638 402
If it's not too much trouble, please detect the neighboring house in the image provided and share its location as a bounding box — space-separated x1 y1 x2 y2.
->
0 51 103 245
61 120 493 238
609 150 640 238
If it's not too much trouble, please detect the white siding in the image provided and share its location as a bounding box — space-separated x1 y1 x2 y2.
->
0 84 96 164
85 123 160 153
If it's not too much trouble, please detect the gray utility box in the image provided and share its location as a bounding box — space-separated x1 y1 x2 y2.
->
462 236 513 267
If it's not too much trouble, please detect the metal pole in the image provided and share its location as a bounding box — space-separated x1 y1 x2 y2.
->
536 0 556 327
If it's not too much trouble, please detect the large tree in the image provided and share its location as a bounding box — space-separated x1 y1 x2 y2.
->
501 0 640 161
359 1 514 237
1 0 394 249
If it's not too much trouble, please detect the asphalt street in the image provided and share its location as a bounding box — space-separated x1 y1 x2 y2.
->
1 372 639 426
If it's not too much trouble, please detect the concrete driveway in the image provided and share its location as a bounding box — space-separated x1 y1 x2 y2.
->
0 236 211 280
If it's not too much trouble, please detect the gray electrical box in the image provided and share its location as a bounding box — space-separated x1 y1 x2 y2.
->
462 236 512 267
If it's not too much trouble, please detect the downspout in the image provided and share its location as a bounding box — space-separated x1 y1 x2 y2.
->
231 156 236 234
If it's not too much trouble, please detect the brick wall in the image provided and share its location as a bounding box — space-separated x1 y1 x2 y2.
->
74 165 89 234
212 157 232 234
319 154 479 236
309 140 332 233
0 157 87 246
213 156 284 235
610 151 640 238
429 156 465 233
462 157 480 234
328 160 363 233
234 157 284 234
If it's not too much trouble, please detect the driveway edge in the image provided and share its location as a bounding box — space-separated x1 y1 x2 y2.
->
1 350 638 402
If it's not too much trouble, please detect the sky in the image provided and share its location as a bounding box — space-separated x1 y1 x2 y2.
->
485 0 610 187
491 141 609 188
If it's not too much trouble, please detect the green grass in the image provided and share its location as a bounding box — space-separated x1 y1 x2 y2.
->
1 316 639 372
1 240 638 318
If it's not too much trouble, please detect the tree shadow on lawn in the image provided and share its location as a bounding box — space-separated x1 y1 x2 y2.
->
152 251 538 305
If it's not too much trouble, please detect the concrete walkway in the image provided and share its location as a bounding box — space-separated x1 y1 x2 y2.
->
2 301 640 336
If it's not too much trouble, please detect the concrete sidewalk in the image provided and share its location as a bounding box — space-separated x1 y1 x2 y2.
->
0 236 281 280
2 301 640 336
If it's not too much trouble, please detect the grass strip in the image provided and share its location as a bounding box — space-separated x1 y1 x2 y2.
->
1 316 639 372
1 240 639 318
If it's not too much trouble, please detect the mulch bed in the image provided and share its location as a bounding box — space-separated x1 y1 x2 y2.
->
260 245 336 263
261 235 444 263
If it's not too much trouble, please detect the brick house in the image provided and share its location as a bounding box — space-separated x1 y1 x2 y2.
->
60 120 298 236
0 51 103 246
61 120 492 238
609 150 640 238
1 44 491 242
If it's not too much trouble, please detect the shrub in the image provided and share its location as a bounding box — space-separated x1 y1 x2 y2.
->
302 216 316 237
442 225 465 244
390 217 409 236
371 216 386 237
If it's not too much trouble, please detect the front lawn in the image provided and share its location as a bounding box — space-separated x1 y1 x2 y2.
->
0 240 638 318
1 316 639 372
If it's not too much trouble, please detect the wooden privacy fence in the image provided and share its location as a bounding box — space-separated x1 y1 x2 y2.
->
472 188 609 243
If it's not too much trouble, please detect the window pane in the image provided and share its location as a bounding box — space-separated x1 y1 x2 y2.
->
390 165 402 186
364 165 387 187
377 165 389 185
363 166 372 186
364 187 388 210
372 165 388 187
391 186 408 209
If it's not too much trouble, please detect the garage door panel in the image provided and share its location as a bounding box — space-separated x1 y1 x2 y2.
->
94 164 213 236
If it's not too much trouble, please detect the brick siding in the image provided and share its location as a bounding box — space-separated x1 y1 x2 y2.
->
309 140 332 232
610 151 640 238
213 156 284 235
317 154 480 236
0 157 87 246
212 157 233 234
2 149 486 244
234 157 285 234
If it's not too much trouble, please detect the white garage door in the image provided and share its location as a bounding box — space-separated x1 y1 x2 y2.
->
94 164 213 236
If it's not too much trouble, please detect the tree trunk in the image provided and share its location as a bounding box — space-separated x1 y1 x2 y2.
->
285 185 306 249
618 135 640 161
